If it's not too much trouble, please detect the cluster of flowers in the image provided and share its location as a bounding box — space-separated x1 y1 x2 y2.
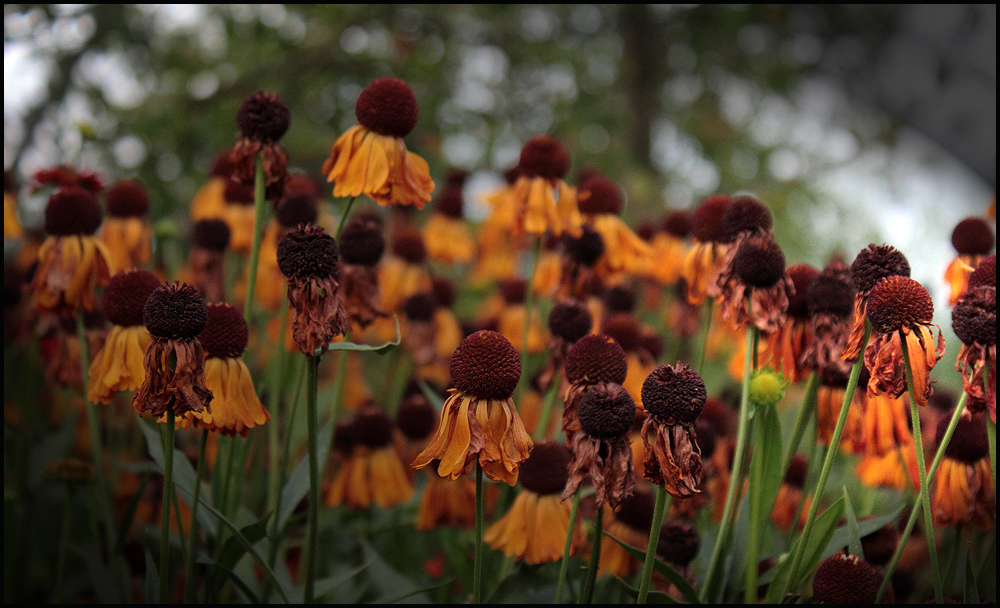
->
3 74 995 603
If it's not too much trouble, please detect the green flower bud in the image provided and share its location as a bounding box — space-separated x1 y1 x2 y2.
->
749 369 786 409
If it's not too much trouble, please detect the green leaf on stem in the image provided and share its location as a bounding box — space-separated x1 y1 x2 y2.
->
842 487 864 559
611 575 680 604
277 414 336 531
604 532 701 604
319 316 401 356
202 561 262 604
762 497 845 603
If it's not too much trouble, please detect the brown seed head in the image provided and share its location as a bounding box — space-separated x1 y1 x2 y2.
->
641 363 707 425
866 276 933 333
275 190 318 228
236 91 290 142
548 300 592 343
563 225 605 267
105 179 150 218
967 253 996 289
192 218 231 252
403 292 437 322
391 226 426 263
210 152 234 178
518 440 571 495
355 77 419 138
785 263 820 318
223 179 254 206
449 330 521 400
951 217 995 255
499 278 527 305
722 195 772 240
656 520 700 568
691 195 733 243
604 284 636 314
338 216 385 266
143 282 208 340
199 303 248 359
565 334 627 385
732 235 786 288
578 382 636 439
937 409 988 463
602 313 642 352
518 135 570 180
807 261 855 317
434 182 465 219
103 269 162 327
812 552 879 605
785 454 808 488
641 329 664 360
662 210 692 238
615 490 654 532
577 174 623 215
351 409 395 449
396 394 437 441
952 285 996 346
850 244 910 295
431 277 456 309
861 522 899 567
276 223 339 281
45 186 102 236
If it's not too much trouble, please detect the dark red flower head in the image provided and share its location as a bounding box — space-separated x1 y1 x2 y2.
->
641 363 707 425
431 277 456 309
565 334 627 385
518 440 571 495
722 195 772 240
143 282 208 340
850 244 910 295
276 223 339 281
105 179 150 218
968 253 996 289
548 299 592 343
732 234 786 288
499 278 527 305
602 313 642 352
662 210 692 239
275 183 319 228
951 217 994 255
391 226 426 264
45 186 102 236
807 261 855 317
811 553 878 605
355 77 418 138
656 520 700 568
866 276 933 333
936 410 988 463
691 195 733 243
603 284 637 314
103 269 162 327
192 218 231 252
577 174 623 215
449 330 521 400
223 179 255 206
785 263 820 318
396 394 437 441
563 225 605 267
351 409 395 449
199 303 249 358
236 91 290 143
338 215 385 266
403 292 437 322
434 182 465 219
952 285 995 346
518 135 570 180
33 166 103 194
578 382 635 439
209 152 235 178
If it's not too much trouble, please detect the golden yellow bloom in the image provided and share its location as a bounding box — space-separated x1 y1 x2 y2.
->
322 78 433 209
416 470 485 530
326 409 413 509
576 174 652 278
944 217 994 306
930 410 994 529
4 180 24 238
100 179 152 273
185 356 269 436
680 195 733 305
88 324 152 404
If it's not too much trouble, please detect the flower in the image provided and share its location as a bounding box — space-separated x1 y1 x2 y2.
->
132 282 213 418
412 330 533 485
762 263 819 382
190 152 233 221
557 225 606 300
31 186 112 316
484 441 585 564
327 408 413 509
507 135 582 238
423 169 475 264
31 165 103 194
337 212 388 330
811 552 879 604
276 223 349 356
842 244 911 361
681 195 732 305
378 225 432 312
99 179 152 273
863 276 944 406
536 298 593 392
221 179 257 253
952 281 996 423
4 171 23 239
814 367 863 452
598 489 654 577
715 233 793 335
770 455 812 531
575 173 653 278
640 363 707 498
563 333 629 444
562 382 636 509
645 210 691 286
930 410 994 529
186 218 231 304
601 312 657 409
854 390 920 491
87 269 162 404
322 77 434 209
943 217 994 306
416 468 482 530
180 303 269 436
495 278 549 355
798 260 854 378
230 91 291 202
43 313 106 391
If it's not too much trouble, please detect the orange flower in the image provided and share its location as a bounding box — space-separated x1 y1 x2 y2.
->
378 226 432 312
322 77 433 209
423 171 474 264
640 363 707 499
842 244 911 362
412 331 533 485
930 410 994 530
943 218 994 306
416 469 493 530
855 392 920 491
326 409 413 509
4 171 23 239
507 136 582 238
598 491 653 577
190 152 232 221
99 179 152 273
952 278 996 423
645 210 691 286
576 174 653 278
496 278 549 355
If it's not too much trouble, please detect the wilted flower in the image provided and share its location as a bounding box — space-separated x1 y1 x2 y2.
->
943 217 994 306
575 173 652 277
843 244 911 361
681 195 732 305
715 233 793 335
187 218 231 304
562 333 628 444
930 410 994 529
327 408 413 509
190 152 233 221
337 213 388 331
799 260 854 377
811 552 879 604
423 169 474 264
378 225 432 312
507 135 582 238
645 210 692 287
952 282 996 423
640 363 707 498
230 91 291 201
99 179 152 273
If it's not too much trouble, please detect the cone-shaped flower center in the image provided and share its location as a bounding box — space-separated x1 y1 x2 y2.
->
450 330 521 400
641 363 707 425
103 269 162 327
143 282 208 340
866 275 933 332
565 334 627 384
199 302 249 359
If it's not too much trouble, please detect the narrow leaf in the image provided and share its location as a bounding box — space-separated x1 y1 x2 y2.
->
842 487 864 559
277 414 336 531
144 542 158 605
216 512 273 571
964 547 980 604
611 575 679 604
604 532 701 604
319 316 400 355
201 561 262 604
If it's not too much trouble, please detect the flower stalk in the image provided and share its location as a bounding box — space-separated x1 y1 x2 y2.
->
474 462 485 604
637 484 669 603
555 489 581 603
303 354 320 603
183 428 209 603
159 410 176 604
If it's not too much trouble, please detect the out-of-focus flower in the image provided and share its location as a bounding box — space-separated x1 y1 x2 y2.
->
943 217 994 306
186 219 231 304
855 391 920 491
507 135 582 238
715 233 793 335
31 165 103 194
814 367 864 452
472 166 522 286
190 152 233 221
230 91 291 202
423 169 474 264
557 225 606 300
43 312 106 391
798 260 854 378
602 312 656 409
32 186 112 317
221 179 256 254
327 408 413 509
770 455 812 532
645 210 691 287
87 269 161 404
412 330 533 485
536 299 593 392
484 441 584 564
322 77 434 209
952 277 996 423
132 282 213 419
496 278 548 355
640 363 707 498
575 173 652 278
681 195 733 305
811 552 879 604
179 303 269 436
598 489 654 577
930 410 994 529
843 244 911 361
276 223 349 356
863 276 944 406
764 263 819 382
563 333 628 444
4 171 23 239
99 179 152 273
378 225 432 313
337 212 387 331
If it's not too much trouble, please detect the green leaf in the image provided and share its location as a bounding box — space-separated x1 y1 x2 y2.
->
276 414 336 532
73 543 120 604
611 575 680 604
842 487 864 559
318 316 400 356
417 378 446 410
313 561 372 601
216 512 272 571
757 404 785 515
762 497 846 603
144 541 158 605
964 547 980 604
360 538 431 603
604 532 701 604
823 503 904 563
201 561 262 604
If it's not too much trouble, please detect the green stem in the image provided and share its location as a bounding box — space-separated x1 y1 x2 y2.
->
637 484 669 603
335 196 357 240
183 429 209 603
876 392 968 602
474 462 485 604
53 485 73 602
266 297 291 533
745 402 768 603
779 324 870 600
159 410 176 604
780 370 819 476
580 505 603 604
518 237 543 401
534 368 562 441
987 363 996 500
700 325 757 601
303 355 321 604
243 153 268 321
555 490 582 604
694 299 714 375
899 334 943 603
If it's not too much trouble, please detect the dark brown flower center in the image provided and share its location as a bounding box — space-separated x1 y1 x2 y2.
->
103 269 162 327
548 300 592 343
850 244 910 295
615 490 654 532
602 313 642 352
732 235 786 288
223 179 254 206
860 522 899 567
691 195 733 243
968 253 995 289
577 174 623 215
499 278 527 305
518 440 570 495
811 553 878 605
662 209 692 238
434 183 465 219
275 191 318 228
276 223 339 280
192 218 231 252
603 284 636 314
722 195 772 241
563 225 605 267
866 276 933 332
355 77 418 138
449 330 521 400
338 216 385 266
403 292 437 322
143 282 208 340
391 226 426 264
105 179 150 218
565 334 628 385
518 135 570 180
785 263 820 318
937 409 989 463
952 285 996 346
349 409 394 449
396 394 437 441
578 382 635 439
199 302 248 358
951 217 995 255
641 363 707 425
806 260 854 317
656 520 700 567
431 277 456 309
236 91 290 143
45 186 102 236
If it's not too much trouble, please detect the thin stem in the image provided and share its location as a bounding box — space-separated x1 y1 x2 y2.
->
474 462 485 604
159 410 176 604
876 392 968 602
745 402 768 603
694 299 714 375
637 484 669 603
303 354 321 604
335 196 357 240
534 369 562 440
243 153 268 320
555 490 582 604
580 505 603 604
183 429 209 603
987 363 996 499
780 370 820 475
899 334 943 604
700 324 757 601
266 297 290 531
779 324 870 600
